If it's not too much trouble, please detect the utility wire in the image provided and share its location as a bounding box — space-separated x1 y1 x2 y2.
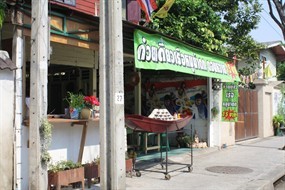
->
260 8 283 39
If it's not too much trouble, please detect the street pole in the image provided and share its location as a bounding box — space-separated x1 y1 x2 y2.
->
99 0 126 189
29 0 48 189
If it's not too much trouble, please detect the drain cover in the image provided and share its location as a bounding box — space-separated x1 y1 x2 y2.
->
205 166 253 174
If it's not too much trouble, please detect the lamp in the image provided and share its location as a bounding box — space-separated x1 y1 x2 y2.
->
212 78 222 90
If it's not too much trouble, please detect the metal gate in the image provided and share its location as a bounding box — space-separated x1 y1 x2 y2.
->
235 88 258 141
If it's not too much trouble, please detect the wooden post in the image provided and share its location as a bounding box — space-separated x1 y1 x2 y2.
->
12 8 25 189
29 0 49 189
99 0 126 189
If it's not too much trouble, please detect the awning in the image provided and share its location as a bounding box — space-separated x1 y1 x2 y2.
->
0 51 17 71
134 30 240 82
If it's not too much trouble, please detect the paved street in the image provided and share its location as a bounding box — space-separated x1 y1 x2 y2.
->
125 136 285 190
73 136 284 190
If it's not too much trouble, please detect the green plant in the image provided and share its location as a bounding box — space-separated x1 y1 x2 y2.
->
176 133 193 148
127 150 137 160
65 92 85 109
273 114 284 129
40 119 53 165
211 107 219 119
85 157 100 166
0 0 6 28
49 160 82 173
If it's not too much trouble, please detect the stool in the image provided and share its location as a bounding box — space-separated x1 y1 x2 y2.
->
141 132 160 154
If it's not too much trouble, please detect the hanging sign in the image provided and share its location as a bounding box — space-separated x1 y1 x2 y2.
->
222 82 239 122
134 29 240 81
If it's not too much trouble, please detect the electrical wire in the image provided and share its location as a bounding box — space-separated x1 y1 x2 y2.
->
260 9 283 39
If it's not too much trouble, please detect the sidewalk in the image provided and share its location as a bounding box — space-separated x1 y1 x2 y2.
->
125 136 285 190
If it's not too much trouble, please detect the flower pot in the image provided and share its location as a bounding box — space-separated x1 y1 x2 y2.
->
126 158 133 173
70 108 80 119
81 108 91 119
48 167 84 190
84 164 100 188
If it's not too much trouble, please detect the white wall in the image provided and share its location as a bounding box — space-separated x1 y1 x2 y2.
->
0 70 14 189
48 120 100 165
273 88 282 116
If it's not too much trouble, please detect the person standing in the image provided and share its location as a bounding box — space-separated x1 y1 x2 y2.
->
192 93 207 119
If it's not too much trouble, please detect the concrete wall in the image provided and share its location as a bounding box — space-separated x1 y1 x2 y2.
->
0 70 15 189
208 84 235 148
220 122 235 147
254 79 275 137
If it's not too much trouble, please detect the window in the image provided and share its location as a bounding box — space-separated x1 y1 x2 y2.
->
55 0 76 6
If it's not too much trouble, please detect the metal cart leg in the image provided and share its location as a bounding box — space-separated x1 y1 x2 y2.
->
164 127 171 180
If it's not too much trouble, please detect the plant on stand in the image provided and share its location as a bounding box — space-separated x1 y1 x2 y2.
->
84 157 100 188
82 95 100 119
48 160 84 190
65 92 84 119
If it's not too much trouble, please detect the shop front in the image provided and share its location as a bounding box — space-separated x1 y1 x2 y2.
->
125 29 240 151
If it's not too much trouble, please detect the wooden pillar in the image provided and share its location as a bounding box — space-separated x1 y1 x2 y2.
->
29 0 49 189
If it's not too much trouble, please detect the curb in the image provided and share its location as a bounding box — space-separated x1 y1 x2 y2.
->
241 165 285 190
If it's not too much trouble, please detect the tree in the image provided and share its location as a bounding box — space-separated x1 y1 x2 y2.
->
267 0 285 40
0 0 6 28
149 0 263 62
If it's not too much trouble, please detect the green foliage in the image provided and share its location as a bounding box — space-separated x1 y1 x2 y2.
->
85 157 100 166
149 0 262 59
49 160 82 173
277 61 285 80
40 119 53 164
65 91 85 109
273 115 284 128
277 86 285 118
0 0 6 28
211 107 219 119
176 133 193 148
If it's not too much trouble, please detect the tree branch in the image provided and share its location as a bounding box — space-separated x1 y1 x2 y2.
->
267 0 285 40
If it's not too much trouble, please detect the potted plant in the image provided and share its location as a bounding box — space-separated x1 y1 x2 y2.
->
48 160 84 190
65 92 85 119
81 95 100 119
84 157 100 188
126 150 137 177
211 107 219 119
273 114 284 136
176 132 193 148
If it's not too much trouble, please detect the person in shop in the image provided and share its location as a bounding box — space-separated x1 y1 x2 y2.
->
163 94 177 115
192 93 207 119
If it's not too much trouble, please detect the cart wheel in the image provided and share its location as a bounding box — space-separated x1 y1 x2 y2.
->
136 171 141 177
165 174 171 180
188 166 193 172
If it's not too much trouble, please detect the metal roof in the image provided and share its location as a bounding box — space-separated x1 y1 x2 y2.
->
0 51 17 71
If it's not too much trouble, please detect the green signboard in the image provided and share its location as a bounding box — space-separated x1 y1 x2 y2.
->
222 82 239 122
134 30 240 81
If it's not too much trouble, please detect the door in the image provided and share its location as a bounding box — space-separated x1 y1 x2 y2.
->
235 88 258 141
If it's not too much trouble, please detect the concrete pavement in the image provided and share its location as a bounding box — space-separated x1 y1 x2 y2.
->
125 136 285 190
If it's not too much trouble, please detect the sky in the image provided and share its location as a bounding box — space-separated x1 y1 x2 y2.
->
250 0 284 43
